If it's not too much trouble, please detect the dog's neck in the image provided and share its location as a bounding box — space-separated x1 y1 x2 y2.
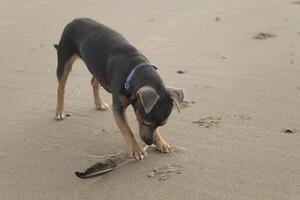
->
124 63 165 101
124 63 157 92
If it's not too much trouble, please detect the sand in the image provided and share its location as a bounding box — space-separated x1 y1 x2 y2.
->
0 0 300 199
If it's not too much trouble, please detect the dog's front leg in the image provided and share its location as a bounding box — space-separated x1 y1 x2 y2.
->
154 129 170 153
112 96 146 161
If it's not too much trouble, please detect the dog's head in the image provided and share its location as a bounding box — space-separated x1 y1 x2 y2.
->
133 85 184 145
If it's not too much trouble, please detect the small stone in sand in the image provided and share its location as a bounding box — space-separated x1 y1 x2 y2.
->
177 70 186 74
282 128 297 134
215 17 220 22
253 32 276 40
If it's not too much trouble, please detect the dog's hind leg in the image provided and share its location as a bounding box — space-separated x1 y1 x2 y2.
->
55 51 77 120
91 76 109 111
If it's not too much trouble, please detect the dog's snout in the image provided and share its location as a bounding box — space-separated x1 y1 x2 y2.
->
140 125 156 145
144 138 154 145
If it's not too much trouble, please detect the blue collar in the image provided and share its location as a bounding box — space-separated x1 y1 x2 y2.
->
124 63 157 91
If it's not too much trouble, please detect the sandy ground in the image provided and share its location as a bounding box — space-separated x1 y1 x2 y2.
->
1 0 300 199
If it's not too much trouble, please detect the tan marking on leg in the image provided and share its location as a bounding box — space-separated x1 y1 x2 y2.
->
112 106 146 161
154 129 170 153
134 110 143 129
119 95 129 108
91 77 108 110
55 55 77 120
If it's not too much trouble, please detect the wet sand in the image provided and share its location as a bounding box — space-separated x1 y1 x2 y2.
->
0 0 300 199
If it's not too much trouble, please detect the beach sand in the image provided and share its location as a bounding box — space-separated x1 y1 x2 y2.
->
0 0 300 199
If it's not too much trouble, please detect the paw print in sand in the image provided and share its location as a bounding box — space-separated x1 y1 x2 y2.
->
192 116 221 128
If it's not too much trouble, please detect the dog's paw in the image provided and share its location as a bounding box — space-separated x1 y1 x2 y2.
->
55 113 65 121
96 102 109 111
131 144 147 162
55 112 71 121
155 137 170 153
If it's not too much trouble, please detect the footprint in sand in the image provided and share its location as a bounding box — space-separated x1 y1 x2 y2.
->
192 116 221 128
225 114 252 121
193 114 251 128
180 100 196 109
94 128 110 136
147 164 184 181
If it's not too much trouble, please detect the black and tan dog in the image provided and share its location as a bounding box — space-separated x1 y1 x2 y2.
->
54 18 184 161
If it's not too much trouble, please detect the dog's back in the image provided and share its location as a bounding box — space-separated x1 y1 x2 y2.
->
57 18 132 61
56 18 142 90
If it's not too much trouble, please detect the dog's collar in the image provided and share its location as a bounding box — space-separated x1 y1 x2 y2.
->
124 63 157 91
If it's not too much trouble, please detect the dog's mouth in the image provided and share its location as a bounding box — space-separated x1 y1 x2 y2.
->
140 125 157 145
143 138 154 145
141 133 155 145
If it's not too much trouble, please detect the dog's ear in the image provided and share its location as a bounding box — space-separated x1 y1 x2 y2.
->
166 86 184 113
137 86 160 114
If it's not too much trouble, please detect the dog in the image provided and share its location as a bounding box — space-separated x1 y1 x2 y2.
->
54 18 184 161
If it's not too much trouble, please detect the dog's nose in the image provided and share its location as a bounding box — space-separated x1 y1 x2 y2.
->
144 138 154 145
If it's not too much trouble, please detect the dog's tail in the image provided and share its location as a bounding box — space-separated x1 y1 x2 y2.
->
53 44 59 50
